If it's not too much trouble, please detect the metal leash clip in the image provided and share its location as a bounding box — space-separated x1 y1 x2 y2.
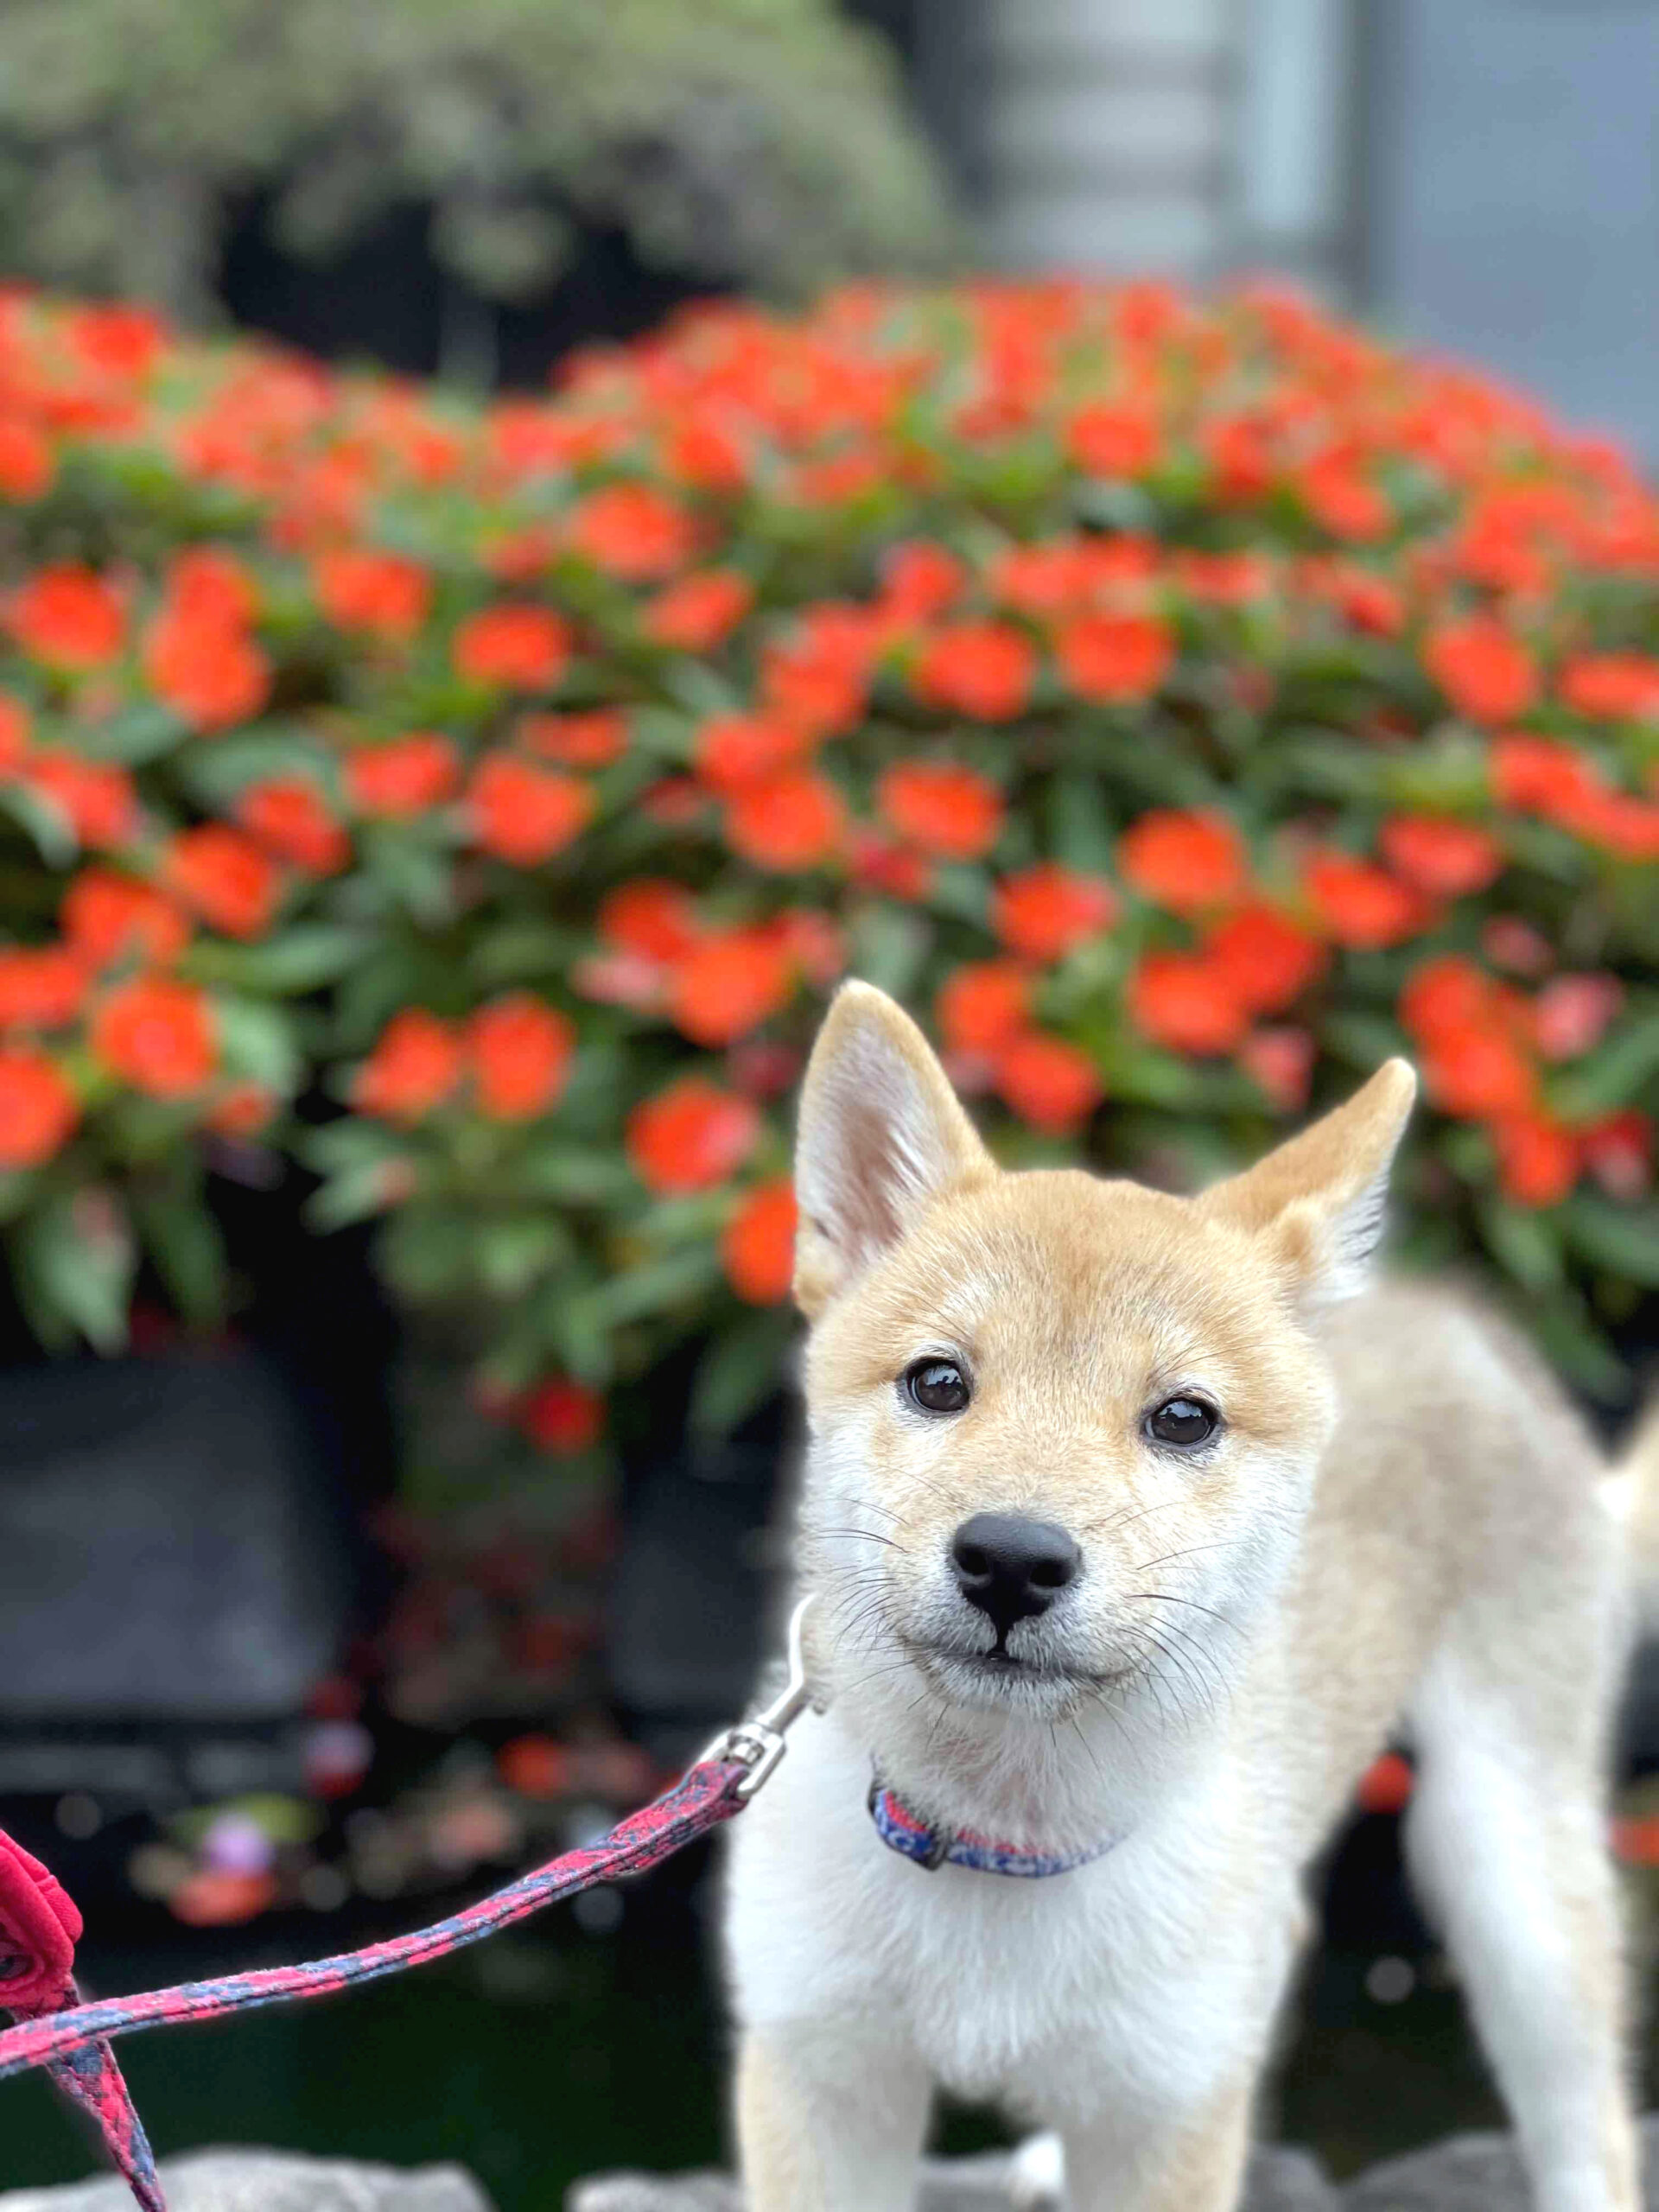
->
701 1596 814 1800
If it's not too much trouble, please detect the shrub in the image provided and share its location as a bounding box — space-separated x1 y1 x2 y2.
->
0 0 955 327
1 281 1657 1470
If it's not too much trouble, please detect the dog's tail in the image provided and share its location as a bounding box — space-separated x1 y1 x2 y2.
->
1604 1395 1659 1630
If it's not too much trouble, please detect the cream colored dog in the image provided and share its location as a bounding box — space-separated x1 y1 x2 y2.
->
723 980 1654 2212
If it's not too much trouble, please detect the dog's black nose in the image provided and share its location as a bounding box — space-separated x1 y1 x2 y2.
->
950 1514 1081 1637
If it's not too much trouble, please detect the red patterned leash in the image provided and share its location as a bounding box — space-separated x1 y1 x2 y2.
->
0 1602 816 2211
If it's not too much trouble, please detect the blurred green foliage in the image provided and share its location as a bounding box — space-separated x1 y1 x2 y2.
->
0 0 957 323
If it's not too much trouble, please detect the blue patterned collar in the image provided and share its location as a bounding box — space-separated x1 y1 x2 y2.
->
867 1776 1119 1878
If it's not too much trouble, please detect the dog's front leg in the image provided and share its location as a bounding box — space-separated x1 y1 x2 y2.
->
1060 2073 1253 2212
735 2018 931 2212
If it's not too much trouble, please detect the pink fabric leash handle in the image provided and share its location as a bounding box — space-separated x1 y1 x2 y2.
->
0 1758 750 2208
1 1760 752 2194
0 1602 816 2209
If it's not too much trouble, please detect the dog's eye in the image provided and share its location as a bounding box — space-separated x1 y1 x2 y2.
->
1146 1396 1217 1447
904 1358 970 1414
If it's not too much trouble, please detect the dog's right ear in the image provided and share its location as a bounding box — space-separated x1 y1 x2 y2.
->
792 981 995 1318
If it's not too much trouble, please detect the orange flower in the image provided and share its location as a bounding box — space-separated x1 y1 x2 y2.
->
1303 853 1426 950
695 714 808 793
1488 733 1602 818
1420 1027 1536 1120
598 880 702 964
1493 1111 1578 1208
626 1077 760 1193
0 947 87 1030
144 610 270 732
314 550 431 639
1422 615 1536 722
1378 814 1502 897
91 975 215 1096
991 863 1118 962
467 756 594 864
453 604 572 690
725 771 845 871
518 709 629 769
878 760 1004 861
760 629 870 737
518 1376 606 1454
1399 954 1493 1045
208 1082 276 1137
1065 402 1160 479
994 1031 1102 1133
237 778 349 874
1558 652 1659 722
164 825 282 939
0 692 30 771
643 569 753 650
1118 809 1245 914
26 753 137 849
1127 951 1249 1056
61 869 188 969
0 1049 77 1167
467 995 575 1121
1238 1026 1316 1113
0 417 54 501
668 931 793 1046
1298 453 1389 541
881 542 963 621
9 565 124 667
721 1180 798 1304
660 416 748 492
912 622 1036 721
1203 903 1325 1014
353 1009 463 1122
168 547 258 629
1057 613 1173 705
937 960 1032 1055
568 483 695 579
345 733 459 818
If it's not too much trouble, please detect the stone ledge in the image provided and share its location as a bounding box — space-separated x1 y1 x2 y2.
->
565 2116 1659 2211
0 2149 493 2212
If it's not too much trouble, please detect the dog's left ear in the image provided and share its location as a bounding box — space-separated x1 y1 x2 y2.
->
1198 1059 1417 1302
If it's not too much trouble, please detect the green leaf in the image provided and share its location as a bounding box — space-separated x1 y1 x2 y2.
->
1321 1012 1408 1071
131 1185 227 1325
1560 1193 1659 1287
0 780 76 866
186 927 372 995
73 703 185 766
1529 1295 1630 1403
518 1147 639 1206
1045 772 1117 871
468 922 585 986
378 1205 474 1294
474 1216 572 1297
14 1192 136 1353
213 996 302 1094
1552 1011 1659 1122
306 1157 414 1232
848 899 931 1001
1476 1198 1564 1294
576 1245 723 1330
690 1306 796 1436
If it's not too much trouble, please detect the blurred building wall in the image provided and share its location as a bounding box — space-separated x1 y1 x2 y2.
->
914 0 1659 460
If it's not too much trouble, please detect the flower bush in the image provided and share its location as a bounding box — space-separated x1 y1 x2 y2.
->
1 280 1657 1465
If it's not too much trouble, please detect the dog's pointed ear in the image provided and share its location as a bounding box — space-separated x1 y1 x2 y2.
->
793 981 995 1318
1198 1058 1417 1303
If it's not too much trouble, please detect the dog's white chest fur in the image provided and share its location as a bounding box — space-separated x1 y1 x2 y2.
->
725 1707 1289 2117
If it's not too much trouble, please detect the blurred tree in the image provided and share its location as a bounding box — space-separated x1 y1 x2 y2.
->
0 0 957 337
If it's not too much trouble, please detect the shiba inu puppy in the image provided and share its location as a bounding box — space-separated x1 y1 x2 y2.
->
724 980 1650 2212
